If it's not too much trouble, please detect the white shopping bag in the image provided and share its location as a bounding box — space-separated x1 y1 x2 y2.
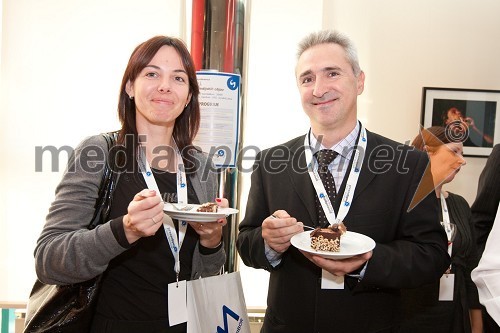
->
187 271 251 333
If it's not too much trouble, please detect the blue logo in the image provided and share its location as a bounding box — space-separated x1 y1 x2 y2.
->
173 246 178 251
354 168 360 172
319 193 325 198
217 305 241 333
146 171 152 177
344 202 350 206
362 137 367 142
218 149 225 156
180 183 186 188
181 221 187 226
227 76 239 90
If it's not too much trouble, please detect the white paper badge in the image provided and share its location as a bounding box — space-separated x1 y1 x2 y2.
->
439 274 455 301
168 280 187 326
321 269 344 289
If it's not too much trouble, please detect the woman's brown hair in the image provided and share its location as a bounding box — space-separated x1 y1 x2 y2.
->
411 126 453 152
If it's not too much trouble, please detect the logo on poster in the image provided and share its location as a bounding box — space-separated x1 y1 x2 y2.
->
227 76 239 90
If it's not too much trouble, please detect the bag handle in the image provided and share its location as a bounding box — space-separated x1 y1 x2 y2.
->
88 131 119 230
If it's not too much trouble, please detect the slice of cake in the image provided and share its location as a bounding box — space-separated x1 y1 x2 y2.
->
310 223 347 252
196 202 218 212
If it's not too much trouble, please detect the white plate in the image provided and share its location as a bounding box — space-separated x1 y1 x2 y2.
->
163 203 239 223
291 230 376 260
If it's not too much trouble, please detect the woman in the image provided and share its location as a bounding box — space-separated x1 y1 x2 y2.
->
34 36 226 332
400 126 482 333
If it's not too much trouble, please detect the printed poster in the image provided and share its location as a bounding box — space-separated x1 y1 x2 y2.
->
194 71 240 167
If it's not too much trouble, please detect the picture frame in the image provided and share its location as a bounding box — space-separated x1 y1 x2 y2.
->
421 87 500 157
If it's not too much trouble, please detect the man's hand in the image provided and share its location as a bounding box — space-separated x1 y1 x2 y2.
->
301 250 372 276
262 210 304 253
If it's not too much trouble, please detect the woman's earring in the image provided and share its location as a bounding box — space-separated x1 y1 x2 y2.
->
129 95 134 100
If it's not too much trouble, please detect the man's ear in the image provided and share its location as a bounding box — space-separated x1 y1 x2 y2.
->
357 71 365 95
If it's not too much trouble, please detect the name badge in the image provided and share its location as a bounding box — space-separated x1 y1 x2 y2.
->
321 269 344 289
438 274 454 301
168 280 187 326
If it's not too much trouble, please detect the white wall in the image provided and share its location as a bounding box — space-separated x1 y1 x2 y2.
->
0 0 184 301
1 0 499 309
322 0 500 203
238 0 324 307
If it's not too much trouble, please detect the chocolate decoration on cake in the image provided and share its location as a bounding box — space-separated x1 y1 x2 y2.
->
310 223 347 252
196 202 218 212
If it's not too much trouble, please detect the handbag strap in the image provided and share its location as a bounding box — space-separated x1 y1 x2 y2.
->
88 131 119 230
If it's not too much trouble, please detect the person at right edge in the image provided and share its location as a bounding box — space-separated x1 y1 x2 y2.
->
471 143 500 332
399 126 482 333
236 30 450 333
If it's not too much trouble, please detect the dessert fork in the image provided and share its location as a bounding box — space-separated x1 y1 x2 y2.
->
270 215 315 230
171 203 194 211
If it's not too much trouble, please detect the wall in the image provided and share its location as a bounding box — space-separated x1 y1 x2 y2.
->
238 0 324 307
322 0 500 203
0 0 184 301
1 0 499 308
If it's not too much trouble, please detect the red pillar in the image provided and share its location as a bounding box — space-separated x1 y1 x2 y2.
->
191 0 205 71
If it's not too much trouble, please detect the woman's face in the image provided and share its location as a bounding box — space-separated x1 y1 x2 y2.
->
429 142 466 186
126 45 191 129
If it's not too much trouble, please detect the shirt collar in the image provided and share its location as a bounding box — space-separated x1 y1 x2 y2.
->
309 121 360 159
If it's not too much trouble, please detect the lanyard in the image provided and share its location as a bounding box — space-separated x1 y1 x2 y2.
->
138 142 187 282
440 193 453 258
304 125 367 225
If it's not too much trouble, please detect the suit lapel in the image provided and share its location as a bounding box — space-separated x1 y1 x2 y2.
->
334 130 377 206
352 130 377 200
287 136 317 225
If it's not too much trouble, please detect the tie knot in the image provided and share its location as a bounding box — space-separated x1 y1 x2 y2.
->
315 149 338 167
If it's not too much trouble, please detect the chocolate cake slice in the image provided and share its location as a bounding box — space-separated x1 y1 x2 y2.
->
196 202 218 212
310 223 347 252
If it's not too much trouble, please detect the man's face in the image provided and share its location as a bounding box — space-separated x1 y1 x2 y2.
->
295 43 364 132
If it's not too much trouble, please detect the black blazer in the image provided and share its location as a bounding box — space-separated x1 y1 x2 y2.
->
237 130 450 333
471 143 500 255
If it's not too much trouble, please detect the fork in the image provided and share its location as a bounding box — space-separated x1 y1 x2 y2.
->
270 215 315 230
171 203 194 211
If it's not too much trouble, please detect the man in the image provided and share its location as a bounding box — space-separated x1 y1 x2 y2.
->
471 143 500 332
236 30 450 333
472 204 500 329
472 144 500 256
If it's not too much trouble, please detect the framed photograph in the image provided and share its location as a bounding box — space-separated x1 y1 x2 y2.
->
421 87 500 157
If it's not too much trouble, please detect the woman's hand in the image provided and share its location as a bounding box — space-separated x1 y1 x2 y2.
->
123 189 165 244
190 198 228 248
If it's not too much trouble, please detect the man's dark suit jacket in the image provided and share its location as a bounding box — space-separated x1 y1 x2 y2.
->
237 130 450 333
471 143 500 332
472 143 500 255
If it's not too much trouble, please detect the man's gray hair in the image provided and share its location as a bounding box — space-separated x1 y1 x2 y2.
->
297 30 362 76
